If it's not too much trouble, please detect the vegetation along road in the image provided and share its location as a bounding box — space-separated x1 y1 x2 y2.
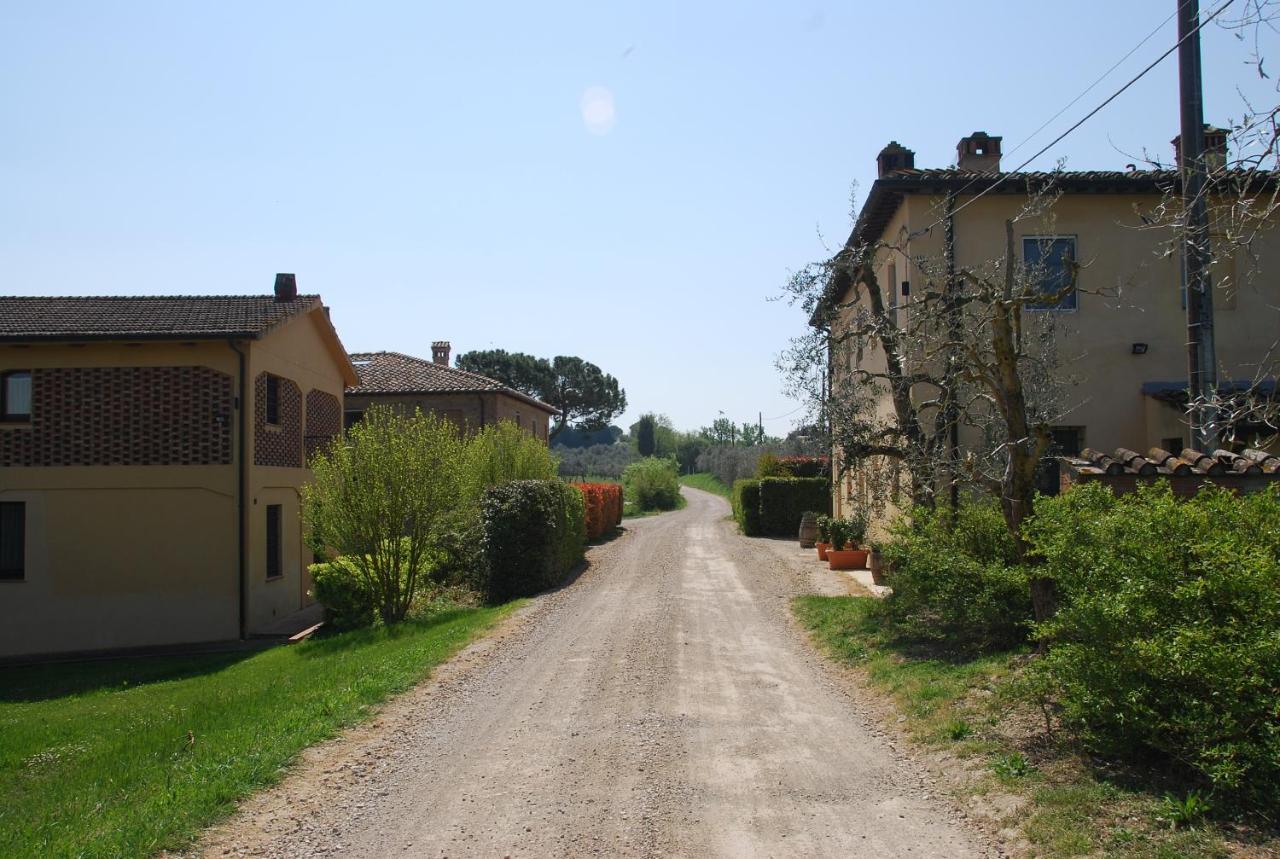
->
197 487 994 857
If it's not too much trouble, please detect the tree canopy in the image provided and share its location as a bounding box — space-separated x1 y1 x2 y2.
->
456 349 627 438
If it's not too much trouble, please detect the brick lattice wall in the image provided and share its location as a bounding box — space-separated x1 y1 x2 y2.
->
254 372 303 467
304 389 341 461
0 366 233 467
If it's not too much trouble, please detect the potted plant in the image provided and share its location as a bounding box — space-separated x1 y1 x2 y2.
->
827 515 869 571
815 514 833 560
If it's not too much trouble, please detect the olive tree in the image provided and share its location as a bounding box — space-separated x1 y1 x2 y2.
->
303 405 464 624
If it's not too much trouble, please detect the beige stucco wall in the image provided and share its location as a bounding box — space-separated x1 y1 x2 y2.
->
831 188 1280 533
0 308 351 658
0 341 240 657
246 310 350 633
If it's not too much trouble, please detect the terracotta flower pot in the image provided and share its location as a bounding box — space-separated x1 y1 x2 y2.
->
828 548 869 571
816 541 831 561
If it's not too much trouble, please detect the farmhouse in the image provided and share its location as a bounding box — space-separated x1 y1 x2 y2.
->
0 274 357 659
344 345 558 439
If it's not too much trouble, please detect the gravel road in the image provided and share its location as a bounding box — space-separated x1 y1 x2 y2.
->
197 487 995 858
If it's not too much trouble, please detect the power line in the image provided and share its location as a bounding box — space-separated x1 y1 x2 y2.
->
904 0 1235 242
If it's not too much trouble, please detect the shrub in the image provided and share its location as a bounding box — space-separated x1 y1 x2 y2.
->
462 419 557 503
778 455 829 479
879 501 1031 652
309 558 377 629
1023 482 1280 809
304 406 464 624
623 457 681 511
756 452 790 478
480 480 586 603
757 477 831 537
732 479 762 535
573 482 624 539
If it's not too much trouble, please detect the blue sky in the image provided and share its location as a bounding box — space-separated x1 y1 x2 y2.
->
2 1 1275 434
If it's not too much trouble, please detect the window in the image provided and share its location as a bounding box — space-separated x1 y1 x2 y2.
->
0 502 24 580
2 371 32 421
1161 436 1185 456
343 409 364 430
266 504 282 579
1023 237 1077 310
1048 426 1084 457
265 375 281 425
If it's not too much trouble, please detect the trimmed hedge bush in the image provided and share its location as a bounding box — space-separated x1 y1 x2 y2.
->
481 480 586 603
757 477 831 537
309 558 377 629
732 479 762 536
879 501 1031 653
1023 482 1280 809
573 482 624 539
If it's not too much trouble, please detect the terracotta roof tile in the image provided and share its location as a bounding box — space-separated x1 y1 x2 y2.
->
0 295 321 341
347 351 558 414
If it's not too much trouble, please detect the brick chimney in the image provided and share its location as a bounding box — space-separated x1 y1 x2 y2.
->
876 141 915 178
432 341 451 366
274 273 297 302
956 131 1002 172
1172 125 1228 170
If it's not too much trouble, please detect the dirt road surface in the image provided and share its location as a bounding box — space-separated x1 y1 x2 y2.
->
197 487 996 858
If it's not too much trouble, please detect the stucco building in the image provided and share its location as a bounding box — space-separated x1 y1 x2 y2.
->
823 132 1280 528
0 274 357 659
345 345 558 439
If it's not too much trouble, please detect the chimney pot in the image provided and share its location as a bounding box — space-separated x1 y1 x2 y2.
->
876 141 915 178
956 131 1002 172
1172 124 1228 170
432 340 451 366
274 273 297 302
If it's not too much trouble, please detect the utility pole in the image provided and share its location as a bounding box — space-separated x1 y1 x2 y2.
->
1178 0 1218 450
758 411 763 445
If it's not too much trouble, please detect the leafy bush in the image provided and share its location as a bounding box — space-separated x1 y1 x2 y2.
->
778 455 829 479
732 479 762 535
462 419 557 503
879 501 1031 652
309 558 377 629
573 482 623 539
756 452 790 478
480 480 586 603
623 457 681 511
304 406 464 624
695 439 824 489
1023 482 1280 809
757 477 831 537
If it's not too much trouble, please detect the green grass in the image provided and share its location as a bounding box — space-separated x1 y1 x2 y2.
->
0 603 519 858
679 472 731 498
792 595 1268 859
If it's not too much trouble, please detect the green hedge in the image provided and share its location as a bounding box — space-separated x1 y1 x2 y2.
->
732 479 762 535
757 477 831 537
1023 482 1280 809
480 480 586 603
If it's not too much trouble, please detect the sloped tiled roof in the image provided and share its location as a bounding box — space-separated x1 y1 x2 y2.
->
0 295 322 341
347 351 558 414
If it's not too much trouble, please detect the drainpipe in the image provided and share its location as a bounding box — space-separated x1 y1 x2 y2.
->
229 340 248 640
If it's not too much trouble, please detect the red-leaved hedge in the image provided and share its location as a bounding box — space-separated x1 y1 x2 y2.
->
573 482 623 539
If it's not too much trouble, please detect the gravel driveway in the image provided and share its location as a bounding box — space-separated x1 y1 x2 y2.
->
196 487 995 858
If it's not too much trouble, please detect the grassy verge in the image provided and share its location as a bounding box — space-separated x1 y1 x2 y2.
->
0 603 520 858
793 595 1269 859
679 472 731 498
